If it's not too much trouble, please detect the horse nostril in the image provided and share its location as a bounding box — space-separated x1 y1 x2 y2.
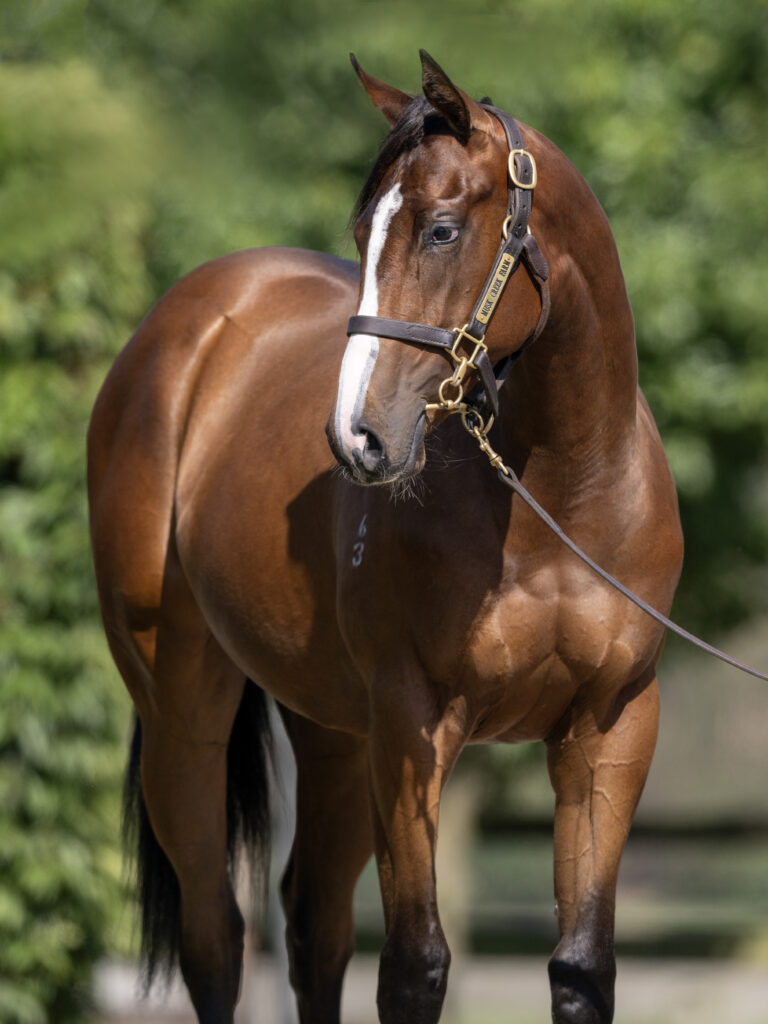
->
360 427 385 473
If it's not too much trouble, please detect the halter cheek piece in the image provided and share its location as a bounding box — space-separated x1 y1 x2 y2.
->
346 105 551 422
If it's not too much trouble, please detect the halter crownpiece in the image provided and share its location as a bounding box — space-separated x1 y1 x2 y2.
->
347 105 551 422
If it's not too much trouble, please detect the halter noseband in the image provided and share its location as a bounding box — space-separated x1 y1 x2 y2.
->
346 106 551 422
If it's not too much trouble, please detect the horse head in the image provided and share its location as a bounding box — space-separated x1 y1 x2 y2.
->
327 51 546 485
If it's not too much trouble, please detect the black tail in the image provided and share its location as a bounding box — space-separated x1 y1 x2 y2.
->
122 680 273 986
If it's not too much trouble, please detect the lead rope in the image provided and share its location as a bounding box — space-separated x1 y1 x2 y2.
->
455 407 768 682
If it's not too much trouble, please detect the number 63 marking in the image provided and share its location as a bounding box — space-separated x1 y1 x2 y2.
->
352 514 367 567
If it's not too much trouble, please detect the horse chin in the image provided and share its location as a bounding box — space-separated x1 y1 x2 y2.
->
350 447 426 489
374 444 427 489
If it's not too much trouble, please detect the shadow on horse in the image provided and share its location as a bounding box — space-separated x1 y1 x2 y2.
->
88 51 682 1024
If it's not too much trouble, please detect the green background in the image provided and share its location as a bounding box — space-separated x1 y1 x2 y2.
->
0 1 766 1020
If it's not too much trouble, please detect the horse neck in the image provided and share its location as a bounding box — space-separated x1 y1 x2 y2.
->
499 187 638 476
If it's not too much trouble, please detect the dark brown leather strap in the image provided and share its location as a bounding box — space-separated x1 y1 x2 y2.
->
465 106 550 400
465 232 526 343
347 315 455 350
481 105 534 239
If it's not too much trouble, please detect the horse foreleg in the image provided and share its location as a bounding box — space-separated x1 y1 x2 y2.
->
368 675 470 1024
545 671 660 1024
278 708 373 1024
139 666 246 1024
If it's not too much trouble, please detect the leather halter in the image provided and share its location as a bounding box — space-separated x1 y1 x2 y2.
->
347 106 551 419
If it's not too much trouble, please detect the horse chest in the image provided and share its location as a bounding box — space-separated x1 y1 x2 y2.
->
337 507 657 741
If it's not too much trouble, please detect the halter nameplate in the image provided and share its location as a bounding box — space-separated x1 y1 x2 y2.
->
476 252 516 325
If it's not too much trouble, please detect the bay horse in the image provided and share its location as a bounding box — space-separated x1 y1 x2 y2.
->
88 51 683 1024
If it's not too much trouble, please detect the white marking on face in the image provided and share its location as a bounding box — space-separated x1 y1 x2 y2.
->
335 183 403 457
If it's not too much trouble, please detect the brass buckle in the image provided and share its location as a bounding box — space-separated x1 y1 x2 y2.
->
508 148 538 190
425 326 488 416
450 324 487 369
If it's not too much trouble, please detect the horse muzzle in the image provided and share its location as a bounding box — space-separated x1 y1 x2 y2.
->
325 410 426 486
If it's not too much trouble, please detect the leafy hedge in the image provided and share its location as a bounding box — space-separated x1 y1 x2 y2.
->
0 60 153 1024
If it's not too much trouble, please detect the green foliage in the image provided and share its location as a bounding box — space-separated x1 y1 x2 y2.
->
0 59 146 1024
0 624 126 1024
0 1 767 1019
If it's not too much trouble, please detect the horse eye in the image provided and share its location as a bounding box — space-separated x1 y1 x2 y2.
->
428 225 460 245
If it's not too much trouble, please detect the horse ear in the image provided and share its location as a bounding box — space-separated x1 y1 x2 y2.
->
350 53 412 126
419 50 471 144
419 49 491 144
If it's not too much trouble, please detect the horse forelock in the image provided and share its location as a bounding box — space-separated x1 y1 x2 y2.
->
351 96 475 225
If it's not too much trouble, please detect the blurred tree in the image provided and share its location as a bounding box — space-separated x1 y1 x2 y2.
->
0 0 766 1019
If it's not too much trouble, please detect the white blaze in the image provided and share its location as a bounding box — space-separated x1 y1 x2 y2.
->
335 183 403 456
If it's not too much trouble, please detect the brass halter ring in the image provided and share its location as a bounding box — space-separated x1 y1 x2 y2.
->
502 217 534 242
425 324 490 416
435 375 464 410
426 333 504 470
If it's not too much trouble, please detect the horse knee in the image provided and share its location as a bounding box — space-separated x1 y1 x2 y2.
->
377 931 450 1024
548 936 616 1024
